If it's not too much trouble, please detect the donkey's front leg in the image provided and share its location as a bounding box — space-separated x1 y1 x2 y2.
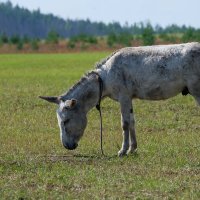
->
118 97 131 157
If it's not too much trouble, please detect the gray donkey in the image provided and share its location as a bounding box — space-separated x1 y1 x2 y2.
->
39 42 200 156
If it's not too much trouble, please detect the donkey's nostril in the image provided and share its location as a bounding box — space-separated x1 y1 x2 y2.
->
64 119 70 126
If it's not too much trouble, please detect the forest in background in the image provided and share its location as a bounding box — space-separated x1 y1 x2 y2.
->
0 1 200 52
1 1 200 38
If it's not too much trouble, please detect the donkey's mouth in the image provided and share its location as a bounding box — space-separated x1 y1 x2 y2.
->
63 142 78 150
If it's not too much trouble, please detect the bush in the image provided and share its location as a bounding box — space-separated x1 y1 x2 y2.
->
31 39 39 50
67 34 98 49
76 34 87 42
22 35 30 44
142 24 155 46
159 33 177 43
107 32 117 47
1 33 9 43
10 35 20 44
16 40 23 50
118 32 133 46
159 33 169 41
181 28 195 42
181 28 200 42
67 40 75 49
46 30 59 44
0 38 3 47
70 34 97 44
107 32 133 47
87 36 98 44
194 30 200 42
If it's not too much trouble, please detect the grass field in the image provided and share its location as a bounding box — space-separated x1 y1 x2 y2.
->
0 53 199 199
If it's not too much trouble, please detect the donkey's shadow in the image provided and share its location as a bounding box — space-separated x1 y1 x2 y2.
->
43 152 139 163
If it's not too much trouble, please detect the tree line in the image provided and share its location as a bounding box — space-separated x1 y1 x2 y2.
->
0 1 200 52
1 27 200 51
1 1 200 40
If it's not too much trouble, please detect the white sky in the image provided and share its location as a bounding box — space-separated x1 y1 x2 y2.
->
1 0 200 28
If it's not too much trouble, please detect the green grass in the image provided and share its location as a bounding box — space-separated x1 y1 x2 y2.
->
0 53 199 199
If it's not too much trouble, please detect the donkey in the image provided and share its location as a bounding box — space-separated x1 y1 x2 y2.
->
39 42 200 157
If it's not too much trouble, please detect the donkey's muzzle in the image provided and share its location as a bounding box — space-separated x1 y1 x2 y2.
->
63 142 78 150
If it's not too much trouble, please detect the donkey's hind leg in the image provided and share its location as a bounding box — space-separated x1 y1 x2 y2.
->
127 105 137 154
195 96 200 106
187 77 200 106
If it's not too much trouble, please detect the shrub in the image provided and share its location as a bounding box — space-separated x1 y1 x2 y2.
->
46 30 59 44
159 33 177 43
76 34 87 42
107 32 133 47
22 35 30 44
181 28 200 42
142 24 155 46
31 39 39 50
71 34 97 44
181 28 195 42
1 33 9 43
87 36 97 44
67 34 98 49
16 40 23 50
0 38 3 47
118 32 133 46
194 30 200 42
10 35 20 44
67 40 75 49
159 33 169 41
107 32 117 47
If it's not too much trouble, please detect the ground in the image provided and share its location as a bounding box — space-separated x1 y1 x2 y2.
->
0 53 199 199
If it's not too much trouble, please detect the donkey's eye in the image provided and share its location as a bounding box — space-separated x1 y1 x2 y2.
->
63 106 69 111
64 119 70 125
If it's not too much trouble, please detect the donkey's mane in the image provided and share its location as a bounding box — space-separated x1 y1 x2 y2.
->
63 71 98 97
95 50 119 69
63 51 119 98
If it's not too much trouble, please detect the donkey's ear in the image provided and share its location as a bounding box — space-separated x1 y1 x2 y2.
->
65 99 77 108
39 96 60 104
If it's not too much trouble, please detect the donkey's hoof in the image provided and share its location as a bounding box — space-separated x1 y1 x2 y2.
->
118 149 128 157
127 148 137 155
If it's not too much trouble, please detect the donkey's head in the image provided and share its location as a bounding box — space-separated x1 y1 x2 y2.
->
39 96 87 150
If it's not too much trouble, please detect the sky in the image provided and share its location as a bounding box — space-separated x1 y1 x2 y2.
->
1 0 200 28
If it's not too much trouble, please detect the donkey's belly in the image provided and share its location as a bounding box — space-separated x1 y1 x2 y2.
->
136 81 184 100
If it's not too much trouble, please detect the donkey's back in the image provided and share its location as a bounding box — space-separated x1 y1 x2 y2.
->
100 42 200 101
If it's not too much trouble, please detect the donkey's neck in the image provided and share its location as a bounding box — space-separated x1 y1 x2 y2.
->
65 72 100 113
